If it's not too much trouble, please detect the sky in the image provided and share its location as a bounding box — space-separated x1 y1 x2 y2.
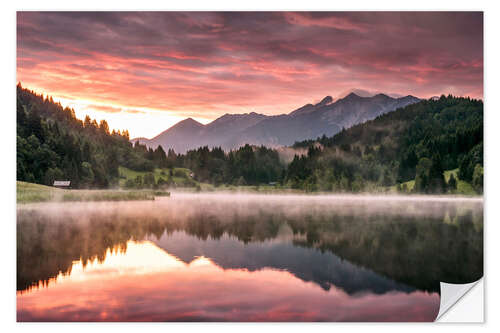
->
17 12 483 139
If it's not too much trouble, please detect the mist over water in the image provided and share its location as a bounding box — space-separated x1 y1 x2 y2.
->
17 193 483 321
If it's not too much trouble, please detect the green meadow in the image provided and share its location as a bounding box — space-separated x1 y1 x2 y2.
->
390 168 477 195
17 181 169 204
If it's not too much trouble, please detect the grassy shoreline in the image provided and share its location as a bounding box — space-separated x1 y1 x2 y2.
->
170 186 482 199
17 181 169 204
17 178 481 204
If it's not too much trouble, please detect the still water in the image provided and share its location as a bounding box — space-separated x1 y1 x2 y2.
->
17 193 483 322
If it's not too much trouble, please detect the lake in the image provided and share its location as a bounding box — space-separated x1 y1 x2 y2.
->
16 193 483 322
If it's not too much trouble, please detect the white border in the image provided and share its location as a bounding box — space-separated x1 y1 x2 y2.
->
2 1 498 332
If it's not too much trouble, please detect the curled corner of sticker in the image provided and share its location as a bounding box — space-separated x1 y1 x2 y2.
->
435 278 483 321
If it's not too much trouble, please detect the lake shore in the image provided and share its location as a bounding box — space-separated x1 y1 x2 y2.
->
17 181 482 204
169 185 483 200
16 181 170 204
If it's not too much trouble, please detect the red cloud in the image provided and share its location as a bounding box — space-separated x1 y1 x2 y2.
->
17 12 483 124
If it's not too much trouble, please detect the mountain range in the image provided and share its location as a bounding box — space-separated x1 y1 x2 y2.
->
148 230 413 295
132 92 420 153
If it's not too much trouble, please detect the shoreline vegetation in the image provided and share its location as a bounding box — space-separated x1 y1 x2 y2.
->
117 165 480 195
17 179 481 204
16 181 170 204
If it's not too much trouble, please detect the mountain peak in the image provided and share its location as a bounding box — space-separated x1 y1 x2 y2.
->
181 117 202 124
317 96 333 106
343 92 362 100
173 117 204 129
215 112 266 122
137 91 421 153
289 96 333 117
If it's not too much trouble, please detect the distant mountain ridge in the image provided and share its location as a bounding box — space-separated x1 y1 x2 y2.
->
149 231 413 295
132 92 420 153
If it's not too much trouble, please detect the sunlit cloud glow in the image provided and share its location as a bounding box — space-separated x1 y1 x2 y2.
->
17 12 483 138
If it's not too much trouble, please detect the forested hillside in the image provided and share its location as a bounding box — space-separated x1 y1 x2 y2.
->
16 85 483 194
16 84 285 189
16 84 168 188
120 144 285 188
175 144 284 186
288 95 483 193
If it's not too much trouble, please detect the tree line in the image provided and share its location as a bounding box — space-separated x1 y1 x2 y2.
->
16 84 285 189
288 95 483 193
17 84 168 188
17 84 483 194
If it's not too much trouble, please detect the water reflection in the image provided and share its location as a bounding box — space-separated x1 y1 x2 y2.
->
17 194 483 321
149 230 413 294
17 240 439 322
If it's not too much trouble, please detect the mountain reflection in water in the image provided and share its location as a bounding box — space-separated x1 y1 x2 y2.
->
17 193 483 322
